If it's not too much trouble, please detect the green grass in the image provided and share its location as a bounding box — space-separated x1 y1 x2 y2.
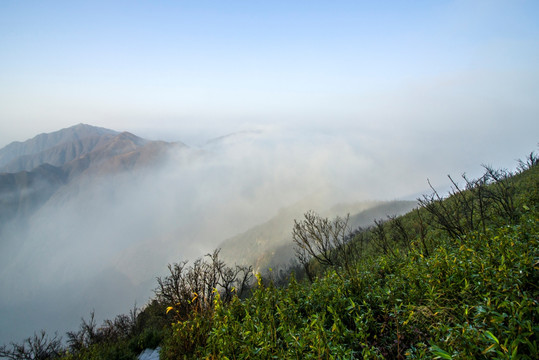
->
158 207 537 359
158 161 538 359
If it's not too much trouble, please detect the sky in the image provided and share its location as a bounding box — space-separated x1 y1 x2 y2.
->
0 0 538 163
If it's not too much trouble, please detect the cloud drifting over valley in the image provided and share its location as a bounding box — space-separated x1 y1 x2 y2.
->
0 127 421 343
0 123 536 345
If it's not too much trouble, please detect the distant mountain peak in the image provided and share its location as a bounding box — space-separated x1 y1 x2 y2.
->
72 123 104 130
0 124 192 176
0 124 121 173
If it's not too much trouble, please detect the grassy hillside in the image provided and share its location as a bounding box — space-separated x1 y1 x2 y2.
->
2 153 537 359
156 157 538 359
219 198 416 273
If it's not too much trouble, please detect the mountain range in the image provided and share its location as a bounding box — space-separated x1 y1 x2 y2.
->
0 124 186 224
0 124 118 172
0 124 193 344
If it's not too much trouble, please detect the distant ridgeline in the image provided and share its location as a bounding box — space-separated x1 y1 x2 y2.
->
218 199 418 273
0 124 184 226
0 124 189 348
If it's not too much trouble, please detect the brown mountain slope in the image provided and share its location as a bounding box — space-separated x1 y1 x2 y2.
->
0 124 118 172
0 126 186 228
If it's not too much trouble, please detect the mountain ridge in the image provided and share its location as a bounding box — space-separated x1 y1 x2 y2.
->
0 124 186 228
0 124 118 172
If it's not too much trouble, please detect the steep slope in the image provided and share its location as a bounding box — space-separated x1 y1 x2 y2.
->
60 132 185 180
218 198 417 271
348 200 419 228
0 127 185 228
0 124 118 172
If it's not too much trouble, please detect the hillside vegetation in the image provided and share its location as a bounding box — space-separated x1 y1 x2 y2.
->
218 198 416 274
1 153 537 359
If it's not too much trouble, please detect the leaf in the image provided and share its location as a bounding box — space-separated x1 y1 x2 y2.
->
430 345 452 359
166 306 174 314
484 330 499 344
482 343 496 354
511 344 519 359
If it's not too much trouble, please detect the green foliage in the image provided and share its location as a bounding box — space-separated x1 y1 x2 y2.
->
159 159 538 359
180 210 536 359
62 341 135 360
127 327 164 355
55 302 168 360
160 309 214 359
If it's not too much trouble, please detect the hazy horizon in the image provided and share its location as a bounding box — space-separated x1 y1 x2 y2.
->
1 1 538 155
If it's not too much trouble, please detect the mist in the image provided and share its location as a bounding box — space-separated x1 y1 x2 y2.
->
0 118 537 345
0 127 399 344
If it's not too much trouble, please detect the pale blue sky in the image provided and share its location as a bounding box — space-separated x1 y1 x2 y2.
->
0 1 538 167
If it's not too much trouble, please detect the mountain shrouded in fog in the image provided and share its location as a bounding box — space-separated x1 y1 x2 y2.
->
0 124 118 172
0 123 419 345
0 124 184 226
0 124 190 344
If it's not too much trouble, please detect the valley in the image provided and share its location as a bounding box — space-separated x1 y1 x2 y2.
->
0 124 415 346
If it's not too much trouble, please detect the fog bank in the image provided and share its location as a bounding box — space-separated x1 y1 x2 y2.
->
0 127 536 345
